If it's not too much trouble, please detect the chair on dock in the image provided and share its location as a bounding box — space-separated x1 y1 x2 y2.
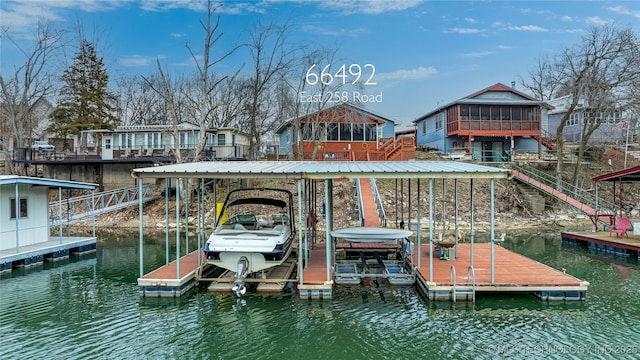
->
610 217 631 238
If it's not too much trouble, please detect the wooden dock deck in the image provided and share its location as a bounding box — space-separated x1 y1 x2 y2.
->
138 250 210 297
561 230 640 259
298 246 333 300
0 236 96 274
415 243 589 301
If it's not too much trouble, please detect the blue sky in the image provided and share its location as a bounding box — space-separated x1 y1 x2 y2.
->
2 0 640 128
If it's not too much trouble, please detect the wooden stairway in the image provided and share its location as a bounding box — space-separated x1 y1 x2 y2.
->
359 178 382 227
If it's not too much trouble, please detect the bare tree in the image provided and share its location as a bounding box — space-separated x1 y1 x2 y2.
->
241 20 298 160
0 22 64 174
523 24 640 187
145 0 239 164
116 74 169 126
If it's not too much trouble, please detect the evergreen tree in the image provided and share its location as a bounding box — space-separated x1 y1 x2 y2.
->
49 40 119 143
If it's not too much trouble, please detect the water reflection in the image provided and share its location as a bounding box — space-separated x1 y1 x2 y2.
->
0 230 638 360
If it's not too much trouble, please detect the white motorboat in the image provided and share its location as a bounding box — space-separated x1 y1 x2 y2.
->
204 188 295 296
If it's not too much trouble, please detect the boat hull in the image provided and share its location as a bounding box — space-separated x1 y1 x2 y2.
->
205 237 293 273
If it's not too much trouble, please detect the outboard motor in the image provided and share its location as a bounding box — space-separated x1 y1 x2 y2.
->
232 256 249 297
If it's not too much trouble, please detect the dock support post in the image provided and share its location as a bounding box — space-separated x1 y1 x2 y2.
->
14 182 21 252
297 180 304 284
454 179 459 259
429 178 434 282
490 179 495 284
325 179 333 282
417 179 421 269
58 187 63 242
470 179 475 270
92 189 96 238
165 178 169 265
176 178 181 278
138 178 144 278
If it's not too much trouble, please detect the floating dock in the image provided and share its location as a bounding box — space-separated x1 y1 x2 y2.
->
415 243 589 301
561 231 640 259
0 236 96 274
137 250 214 297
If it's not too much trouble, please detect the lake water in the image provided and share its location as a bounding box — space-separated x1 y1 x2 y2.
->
1 230 639 359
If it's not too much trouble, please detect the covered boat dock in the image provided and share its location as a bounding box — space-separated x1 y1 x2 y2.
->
562 165 640 259
131 161 589 301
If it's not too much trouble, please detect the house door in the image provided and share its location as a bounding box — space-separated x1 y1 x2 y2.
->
103 136 113 160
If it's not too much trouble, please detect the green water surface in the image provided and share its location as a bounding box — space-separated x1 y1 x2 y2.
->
1 231 639 360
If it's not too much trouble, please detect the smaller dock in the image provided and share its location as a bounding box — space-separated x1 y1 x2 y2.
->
298 247 333 300
0 236 96 274
561 231 640 259
138 250 213 297
415 243 589 301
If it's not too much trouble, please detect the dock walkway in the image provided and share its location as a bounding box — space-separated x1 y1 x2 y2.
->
0 236 96 273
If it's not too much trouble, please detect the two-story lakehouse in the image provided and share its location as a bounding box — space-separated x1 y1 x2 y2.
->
276 103 414 161
414 83 552 162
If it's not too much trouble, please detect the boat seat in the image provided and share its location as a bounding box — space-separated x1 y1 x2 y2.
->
234 224 247 230
272 224 285 232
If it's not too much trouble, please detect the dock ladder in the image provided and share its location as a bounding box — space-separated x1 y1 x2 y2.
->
450 265 476 303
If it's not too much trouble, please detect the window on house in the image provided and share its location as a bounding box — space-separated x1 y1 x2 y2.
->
460 105 469 120
481 106 490 120
10 198 28 220
435 113 443 130
470 105 480 120
512 106 521 121
353 124 364 141
217 133 226 146
490 106 500 120
501 106 510 120
339 123 351 141
365 124 376 141
327 124 339 140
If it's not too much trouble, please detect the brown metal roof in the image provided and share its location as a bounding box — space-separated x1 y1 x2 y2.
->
592 165 640 182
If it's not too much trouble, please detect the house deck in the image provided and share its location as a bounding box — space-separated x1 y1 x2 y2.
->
0 236 97 274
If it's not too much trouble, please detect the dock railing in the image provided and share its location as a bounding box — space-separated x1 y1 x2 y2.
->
354 179 365 227
370 178 387 227
513 164 618 226
50 184 156 226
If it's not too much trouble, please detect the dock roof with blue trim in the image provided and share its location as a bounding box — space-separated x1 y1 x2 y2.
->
132 161 510 180
0 175 97 189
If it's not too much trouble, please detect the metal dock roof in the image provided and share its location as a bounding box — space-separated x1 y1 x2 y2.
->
0 175 97 189
132 161 510 180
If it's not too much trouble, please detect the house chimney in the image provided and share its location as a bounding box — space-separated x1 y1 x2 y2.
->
511 81 516 89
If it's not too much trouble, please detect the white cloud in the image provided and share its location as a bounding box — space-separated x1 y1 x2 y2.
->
520 8 531 13
462 51 494 57
376 66 437 81
608 5 640 18
319 0 425 15
508 25 548 32
497 45 513 49
302 25 367 37
444 27 483 34
561 15 573 22
118 54 154 67
171 33 187 38
465 18 477 23
585 16 612 26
